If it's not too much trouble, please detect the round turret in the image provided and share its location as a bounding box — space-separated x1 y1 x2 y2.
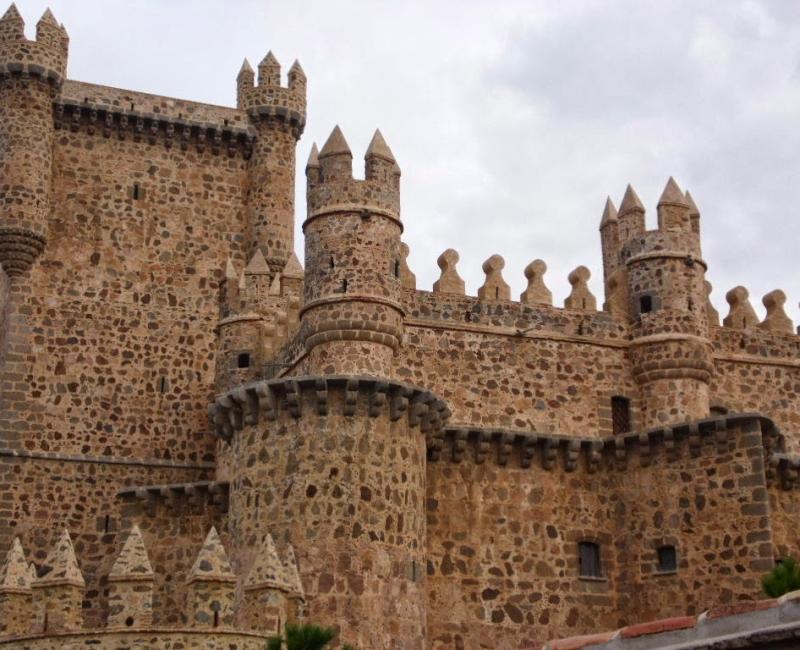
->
301 126 403 377
238 52 306 273
0 6 67 278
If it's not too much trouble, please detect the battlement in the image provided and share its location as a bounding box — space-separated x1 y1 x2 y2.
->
305 126 402 225
236 52 306 136
0 524 303 641
0 5 67 84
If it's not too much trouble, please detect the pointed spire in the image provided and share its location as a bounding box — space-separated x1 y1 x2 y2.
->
685 190 700 217
0 3 24 40
245 534 292 592
237 58 254 79
319 125 351 158
365 129 396 163
109 526 153 581
1 3 22 22
658 176 688 206
225 258 238 281
37 530 84 588
619 184 644 215
306 143 320 169
245 248 270 275
258 51 281 86
289 59 305 77
260 50 279 66
187 527 236 584
0 538 32 593
599 197 618 229
284 544 304 599
282 252 304 279
38 7 58 26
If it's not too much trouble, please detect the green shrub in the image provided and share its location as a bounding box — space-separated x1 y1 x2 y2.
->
265 623 339 650
762 557 800 597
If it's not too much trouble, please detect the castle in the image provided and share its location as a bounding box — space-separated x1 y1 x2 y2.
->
0 5 799 649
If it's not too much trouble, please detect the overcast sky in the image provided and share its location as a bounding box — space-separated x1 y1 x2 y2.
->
14 0 800 321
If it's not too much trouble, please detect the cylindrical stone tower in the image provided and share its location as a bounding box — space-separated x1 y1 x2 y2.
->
216 128 449 649
0 6 67 279
238 53 306 273
623 178 713 428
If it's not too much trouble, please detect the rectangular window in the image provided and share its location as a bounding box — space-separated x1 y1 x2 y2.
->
657 545 677 573
611 396 631 435
579 541 602 578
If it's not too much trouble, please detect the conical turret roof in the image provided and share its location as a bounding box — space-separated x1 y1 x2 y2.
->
365 129 396 163
0 538 32 593
38 7 59 26
685 190 700 216
306 143 320 169
245 248 270 275
282 252 304 279
37 529 85 588
658 176 688 206
238 58 254 78
187 527 236 584
109 525 153 582
319 125 351 158
245 534 292 592
284 544 305 599
599 197 618 229
619 184 645 214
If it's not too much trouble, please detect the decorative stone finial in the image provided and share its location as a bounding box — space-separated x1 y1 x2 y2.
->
477 255 510 301
723 286 759 330
245 534 292 592
520 259 552 305
282 252 304 280
564 266 597 311
705 281 719 326
284 544 304 599
685 190 700 217
432 249 465 295
258 51 281 85
399 242 416 290
759 289 794 334
238 58 254 79
224 258 238 281
306 143 320 169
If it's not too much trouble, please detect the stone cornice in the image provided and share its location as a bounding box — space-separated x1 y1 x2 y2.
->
54 99 256 158
210 375 450 441
429 413 794 487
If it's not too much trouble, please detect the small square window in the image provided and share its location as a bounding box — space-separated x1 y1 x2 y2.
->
639 295 653 314
237 352 251 369
579 541 602 578
657 545 677 573
611 396 631 435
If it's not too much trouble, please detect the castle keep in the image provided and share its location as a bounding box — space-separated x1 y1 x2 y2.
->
1 5 800 649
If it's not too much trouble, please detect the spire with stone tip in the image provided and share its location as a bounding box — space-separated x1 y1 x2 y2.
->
36 8 64 51
258 51 281 86
365 129 399 184
236 58 255 109
305 142 320 185
107 526 154 628
0 4 24 41
657 176 691 233
599 197 621 289
186 527 236 629
245 247 270 276
32 530 84 633
685 190 701 235
318 125 353 182
288 59 306 94
617 184 645 241
245 534 293 592
284 544 304 599
0 537 32 593
599 197 618 230
281 251 304 280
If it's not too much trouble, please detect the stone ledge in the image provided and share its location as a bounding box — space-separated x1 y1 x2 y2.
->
0 448 214 470
210 375 450 441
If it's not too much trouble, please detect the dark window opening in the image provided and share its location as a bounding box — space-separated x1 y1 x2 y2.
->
611 396 631 435
213 610 219 628
125 616 134 627
237 352 251 369
158 376 167 394
710 405 728 416
657 545 677 573
43 612 48 632
329 256 335 269
341 278 348 293
579 541 602 578
103 515 110 533
639 295 653 314
394 260 401 278
495 287 500 299
132 183 142 201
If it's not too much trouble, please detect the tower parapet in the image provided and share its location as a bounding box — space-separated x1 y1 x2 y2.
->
238 51 306 270
0 5 68 278
302 126 403 376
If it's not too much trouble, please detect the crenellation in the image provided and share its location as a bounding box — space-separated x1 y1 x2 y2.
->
1 8 800 649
